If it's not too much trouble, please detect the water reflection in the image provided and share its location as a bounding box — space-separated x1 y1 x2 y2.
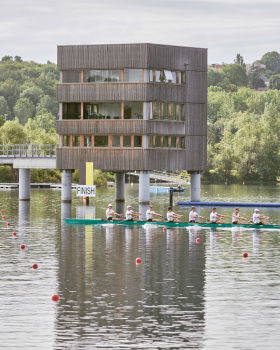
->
61 202 71 219
54 224 206 348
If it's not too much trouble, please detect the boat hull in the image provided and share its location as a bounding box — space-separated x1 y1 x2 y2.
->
64 218 280 229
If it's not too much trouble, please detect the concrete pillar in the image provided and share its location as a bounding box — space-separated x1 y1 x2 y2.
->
139 171 150 205
115 172 125 215
61 202 72 219
190 171 201 202
19 168 30 201
62 170 72 203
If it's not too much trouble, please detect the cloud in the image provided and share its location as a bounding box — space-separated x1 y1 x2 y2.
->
0 0 279 64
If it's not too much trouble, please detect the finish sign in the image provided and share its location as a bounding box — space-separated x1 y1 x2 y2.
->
76 185 96 197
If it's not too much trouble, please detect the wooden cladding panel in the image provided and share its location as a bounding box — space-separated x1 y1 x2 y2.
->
57 83 187 103
57 44 148 70
185 136 207 171
147 44 207 72
185 104 207 136
57 44 207 72
56 148 198 171
56 120 186 136
186 71 207 103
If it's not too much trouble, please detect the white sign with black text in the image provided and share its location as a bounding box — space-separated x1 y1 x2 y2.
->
76 185 96 197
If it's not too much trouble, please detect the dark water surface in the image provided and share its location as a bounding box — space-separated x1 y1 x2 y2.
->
1 184 280 349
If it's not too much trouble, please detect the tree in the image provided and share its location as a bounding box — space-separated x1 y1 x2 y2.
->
1 55 13 63
20 85 44 105
36 95 59 117
268 75 280 90
0 96 11 117
234 53 245 67
0 118 27 144
248 71 266 90
13 98 35 124
33 109 56 132
208 69 225 87
14 56 23 63
222 64 248 87
260 51 280 72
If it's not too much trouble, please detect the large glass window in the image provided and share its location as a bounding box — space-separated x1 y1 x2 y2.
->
84 102 121 120
62 71 81 83
63 136 70 146
84 136 91 147
112 136 120 147
72 136 80 147
149 136 154 147
134 136 142 147
176 104 183 121
94 136 108 147
162 136 169 147
124 102 143 119
178 137 185 149
171 136 177 148
152 102 161 119
123 136 131 147
155 136 161 147
63 103 81 120
84 70 121 83
170 103 176 120
162 103 168 120
123 69 143 82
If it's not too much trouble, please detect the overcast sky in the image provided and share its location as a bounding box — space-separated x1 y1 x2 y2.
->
1 0 279 65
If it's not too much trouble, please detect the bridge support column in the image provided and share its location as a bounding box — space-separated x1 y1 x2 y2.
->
19 168 30 201
190 171 201 202
139 171 150 205
115 172 125 214
62 170 72 203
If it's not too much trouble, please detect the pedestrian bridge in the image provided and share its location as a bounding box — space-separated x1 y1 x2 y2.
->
0 144 56 169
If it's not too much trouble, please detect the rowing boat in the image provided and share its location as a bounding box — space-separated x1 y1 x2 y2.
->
64 218 280 229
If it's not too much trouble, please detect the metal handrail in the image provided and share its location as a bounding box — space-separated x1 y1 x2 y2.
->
0 144 57 157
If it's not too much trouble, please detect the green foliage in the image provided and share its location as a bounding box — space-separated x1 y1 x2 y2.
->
0 118 27 144
13 98 35 124
31 169 61 183
20 85 44 105
269 75 280 90
0 96 11 117
36 95 58 116
234 53 245 67
72 169 107 187
0 115 5 127
260 51 280 72
222 64 248 87
33 109 56 132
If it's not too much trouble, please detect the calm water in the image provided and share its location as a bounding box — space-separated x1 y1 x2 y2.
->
1 184 280 349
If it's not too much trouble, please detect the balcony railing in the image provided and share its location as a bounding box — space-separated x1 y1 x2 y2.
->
0 144 57 157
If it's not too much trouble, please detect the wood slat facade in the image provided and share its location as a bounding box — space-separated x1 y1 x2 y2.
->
56 43 207 172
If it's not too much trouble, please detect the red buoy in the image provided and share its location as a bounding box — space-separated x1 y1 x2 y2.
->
55 209 58 213
12 232 17 236
45 197 48 200
243 252 248 258
196 238 201 243
32 263 38 269
2 215 5 220
0 210 3 214
163 227 167 232
136 258 142 264
52 294 59 302
20 244 25 250
7 222 10 226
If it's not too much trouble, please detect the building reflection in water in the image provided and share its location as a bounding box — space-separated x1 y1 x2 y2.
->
55 222 206 348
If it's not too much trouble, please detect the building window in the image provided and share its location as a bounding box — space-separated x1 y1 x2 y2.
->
124 102 143 119
63 136 70 146
152 102 161 119
155 136 161 147
162 103 168 120
84 102 121 120
151 102 184 120
94 136 108 147
178 137 185 149
62 71 81 83
72 136 80 147
134 136 142 147
149 70 184 84
149 135 154 147
170 104 176 120
123 136 131 147
123 69 143 82
171 136 177 148
84 136 91 147
84 70 122 83
63 103 81 120
162 136 169 147
112 135 120 147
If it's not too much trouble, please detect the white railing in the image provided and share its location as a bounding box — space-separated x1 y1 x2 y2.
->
0 144 57 157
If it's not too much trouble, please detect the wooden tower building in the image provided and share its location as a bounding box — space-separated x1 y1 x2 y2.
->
56 43 207 207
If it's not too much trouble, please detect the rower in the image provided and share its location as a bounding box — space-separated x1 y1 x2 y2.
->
106 204 123 221
126 205 141 221
146 205 162 222
210 207 225 224
232 207 247 225
167 206 183 222
189 206 203 223
253 208 270 225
